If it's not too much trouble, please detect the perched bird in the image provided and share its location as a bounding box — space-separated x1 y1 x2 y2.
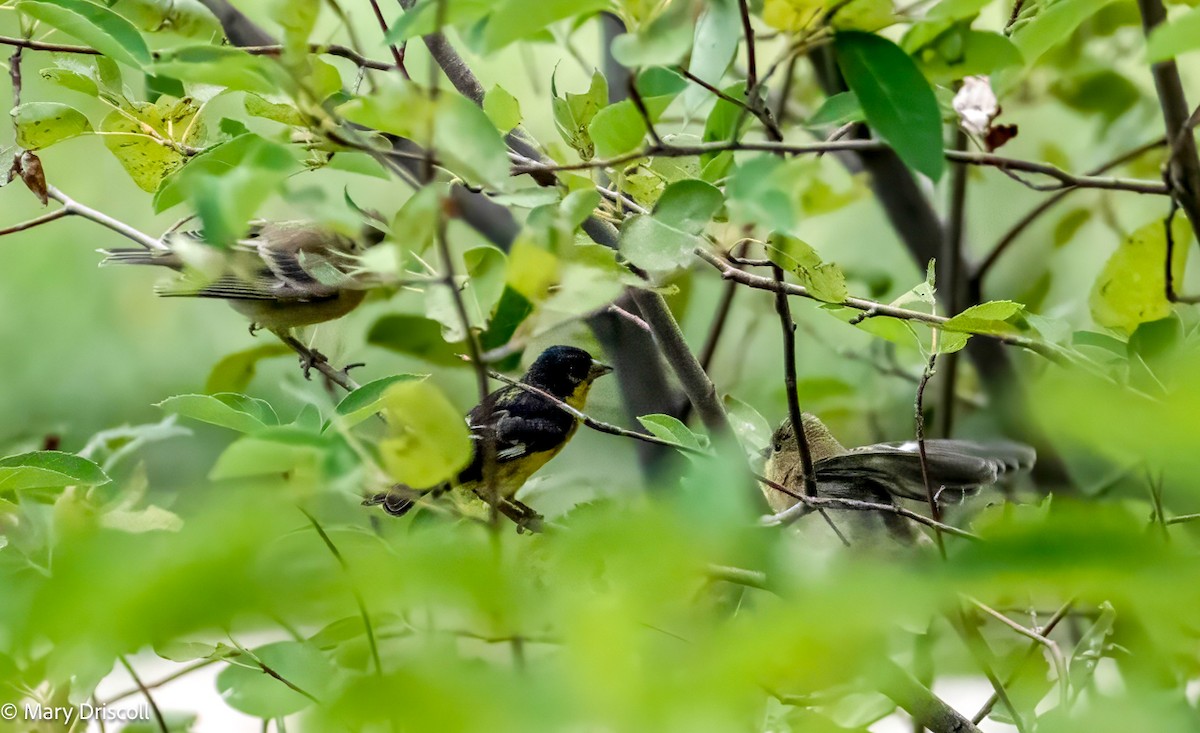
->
364 345 614 524
101 220 384 332
763 413 1035 546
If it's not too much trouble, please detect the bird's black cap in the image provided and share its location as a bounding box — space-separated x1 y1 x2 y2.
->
524 345 613 398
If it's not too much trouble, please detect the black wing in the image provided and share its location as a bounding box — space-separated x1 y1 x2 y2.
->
456 385 576 484
815 439 1035 502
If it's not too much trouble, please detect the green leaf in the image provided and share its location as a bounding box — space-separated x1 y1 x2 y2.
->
1053 208 1090 247
916 30 1024 83
205 343 292 394
100 96 203 192
338 83 509 189
927 0 993 20
483 84 522 132
809 91 865 126
702 82 748 156
335 375 426 427
16 0 151 68
385 0 493 43
1147 5 1200 61
208 432 326 479
588 100 647 158
108 0 221 37
726 155 798 232
245 95 305 126
1011 0 1123 63
1090 217 1191 333
834 31 944 181
942 300 1025 333
683 0 740 114
11 103 92 150
379 381 473 487
611 1 694 67
152 45 285 94
216 642 332 718
0 452 110 492
637 414 705 451
767 234 849 304
483 0 613 52
619 181 720 272
156 135 299 245
653 179 723 235
368 314 466 366
552 69 608 160
156 393 279 433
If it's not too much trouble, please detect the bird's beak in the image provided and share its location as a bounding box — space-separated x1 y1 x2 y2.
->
589 360 614 379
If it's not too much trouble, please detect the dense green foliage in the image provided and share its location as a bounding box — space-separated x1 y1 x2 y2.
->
3 0 1200 731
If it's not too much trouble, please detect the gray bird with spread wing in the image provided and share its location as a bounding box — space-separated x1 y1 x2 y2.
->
764 413 1035 546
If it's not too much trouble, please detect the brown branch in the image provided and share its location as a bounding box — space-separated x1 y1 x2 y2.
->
0 207 68 236
1136 0 1200 237
0 34 397 71
974 137 1166 285
696 248 1065 361
367 0 410 78
759 473 980 540
272 331 361 392
511 140 1169 195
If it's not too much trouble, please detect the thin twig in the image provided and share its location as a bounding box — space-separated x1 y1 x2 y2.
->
972 600 1073 724
975 137 1166 283
102 659 221 706
298 508 383 677
759 473 980 540
366 0 409 79
117 656 169 733
970 598 1068 710
915 348 945 557
0 34 397 71
272 331 361 392
696 248 1065 362
511 139 1170 196
483 368 704 454
45 185 166 251
0 207 68 236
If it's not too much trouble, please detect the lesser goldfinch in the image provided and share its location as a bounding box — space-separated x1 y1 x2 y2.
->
764 413 1035 545
101 220 384 332
364 345 614 523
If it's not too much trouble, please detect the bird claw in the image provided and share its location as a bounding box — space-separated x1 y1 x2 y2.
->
298 348 329 380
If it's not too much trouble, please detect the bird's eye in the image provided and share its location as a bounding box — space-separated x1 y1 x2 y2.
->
773 442 782 453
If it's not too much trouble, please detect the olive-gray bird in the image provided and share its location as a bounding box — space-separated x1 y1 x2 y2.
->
101 220 384 332
763 413 1035 546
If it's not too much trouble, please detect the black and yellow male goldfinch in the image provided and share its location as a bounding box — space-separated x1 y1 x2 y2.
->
101 220 384 333
364 345 614 523
764 413 1035 546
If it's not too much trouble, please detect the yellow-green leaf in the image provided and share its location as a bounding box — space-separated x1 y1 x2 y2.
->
379 381 472 487
12 102 93 150
1089 217 1191 333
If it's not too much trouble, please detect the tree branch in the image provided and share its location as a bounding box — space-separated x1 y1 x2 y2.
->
1136 0 1200 236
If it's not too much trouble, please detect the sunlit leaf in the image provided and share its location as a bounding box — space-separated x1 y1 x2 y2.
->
0 452 110 491
11 103 93 150
156 393 279 433
379 381 473 487
215 641 333 718
16 0 151 68
1089 217 1191 333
